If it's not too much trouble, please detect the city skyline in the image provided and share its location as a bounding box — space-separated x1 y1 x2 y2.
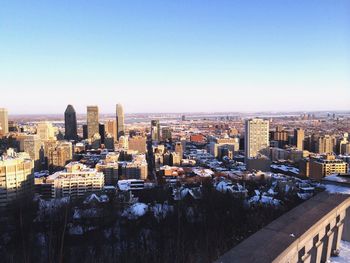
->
1 1 350 262
1 0 349 114
5 107 350 116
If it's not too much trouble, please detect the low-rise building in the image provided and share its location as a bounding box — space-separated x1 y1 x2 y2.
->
209 136 239 159
44 162 104 198
118 179 145 191
309 155 349 180
96 153 120 185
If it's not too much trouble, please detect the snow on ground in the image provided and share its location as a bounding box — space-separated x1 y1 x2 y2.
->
329 241 350 263
83 193 109 204
36 233 46 246
325 175 349 183
122 203 148 220
35 197 70 221
192 168 214 177
69 225 83 236
131 203 148 216
73 207 99 219
38 197 70 211
118 180 130 191
324 184 350 195
248 194 281 207
151 203 174 221
297 192 313 200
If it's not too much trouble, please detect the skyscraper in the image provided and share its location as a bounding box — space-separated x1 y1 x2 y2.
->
151 120 160 142
316 135 336 154
294 128 305 151
64 104 78 140
0 108 9 136
175 142 184 159
23 134 42 170
87 106 99 139
99 123 105 144
116 104 125 140
37 121 55 141
245 118 269 158
105 119 117 141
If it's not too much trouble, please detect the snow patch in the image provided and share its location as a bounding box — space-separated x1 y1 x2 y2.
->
122 203 148 220
324 185 350 195
329 241 350 263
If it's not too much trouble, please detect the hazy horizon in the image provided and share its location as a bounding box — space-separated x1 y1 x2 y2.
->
7 109 350 117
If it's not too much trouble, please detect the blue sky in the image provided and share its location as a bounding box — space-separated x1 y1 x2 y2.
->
0 0 349 114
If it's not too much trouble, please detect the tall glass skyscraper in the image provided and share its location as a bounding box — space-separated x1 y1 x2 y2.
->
87 106 99 139
116 104 125 140
64 105 78 140
151 120 160 142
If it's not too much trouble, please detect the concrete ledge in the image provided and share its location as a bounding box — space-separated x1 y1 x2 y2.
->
215 192 350 263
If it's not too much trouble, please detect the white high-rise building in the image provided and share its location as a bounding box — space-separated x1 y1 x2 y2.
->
0 155 34 208
0 108 9 136
245 118 269 158
45 162 104 198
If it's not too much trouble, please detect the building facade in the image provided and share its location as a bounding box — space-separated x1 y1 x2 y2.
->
45 141 73 170
96 152 119 185
309 155 348 180
116 104 125 140
245 118 269 158
120 154 148 180
105 119 117 141
294 128 305 151
45 162 104 198
0 108 9 136
23 135 42 170
87 106 99 139
0 156 34 208
64 104 78 140
128 136 147 154
37 121 55 141
151 120 160 142
316 135 336 154
161 127 172 142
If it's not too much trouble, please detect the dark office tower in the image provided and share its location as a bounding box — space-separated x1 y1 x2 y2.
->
64 105 78 140
99 123 105 144
83 125 88 139
151 120 160 142
116 104 125 140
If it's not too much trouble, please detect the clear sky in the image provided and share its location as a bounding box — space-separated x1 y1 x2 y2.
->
1 0 349 114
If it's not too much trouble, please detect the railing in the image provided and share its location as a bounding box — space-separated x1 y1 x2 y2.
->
215 192 350 263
